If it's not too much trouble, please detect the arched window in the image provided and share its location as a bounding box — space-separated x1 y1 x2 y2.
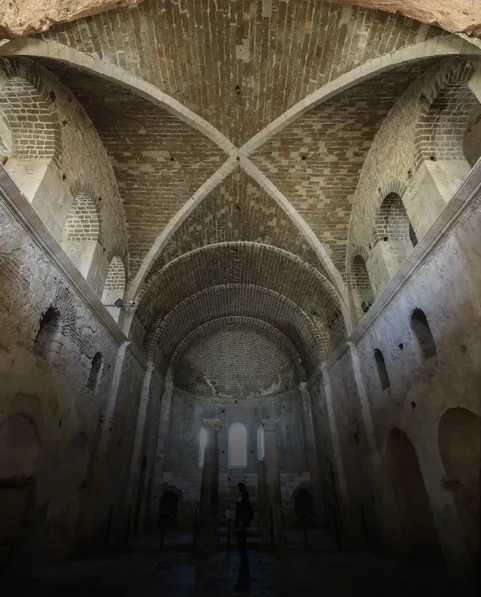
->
228 423 247 468
411 308 437 361
374 349 390 390
33 306 61 360
351 255 374 318
102 256 126 323
257 425 265 461
60 189 100 283
198 427 207 468
87 352 104 393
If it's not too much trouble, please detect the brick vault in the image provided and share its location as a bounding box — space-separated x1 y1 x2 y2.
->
0 0 480 578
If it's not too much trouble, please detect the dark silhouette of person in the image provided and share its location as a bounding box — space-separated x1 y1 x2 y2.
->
234 482 254 590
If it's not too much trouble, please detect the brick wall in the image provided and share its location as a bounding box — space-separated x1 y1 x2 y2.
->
0 57 128 297
348 57 481 311
42 0 443 144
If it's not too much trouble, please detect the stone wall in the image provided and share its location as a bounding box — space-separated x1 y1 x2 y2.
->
0 171 145 568
314 168 481 569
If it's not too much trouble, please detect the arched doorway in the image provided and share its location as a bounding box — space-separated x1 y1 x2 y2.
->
43 433 89 560
438 408 480 560
388 429 443 565
159 490 179 530
0 413 40 569
294 488 315 528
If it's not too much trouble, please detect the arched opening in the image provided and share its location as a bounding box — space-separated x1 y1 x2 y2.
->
43 433 89 560
351 255 374 319
101 256 126 323
411 308 437 361
159 489 178 530
294 488 315 528
257 425 265 461
86 352 103 393
33 307 61 361
388 428 443 564
438 408 480 560
371 193 417 294
413 61 481 237
374 349 390 390
0 414 40 563
0 67 65 240
199 427 207 468
228 423 247 468
59 190 101 288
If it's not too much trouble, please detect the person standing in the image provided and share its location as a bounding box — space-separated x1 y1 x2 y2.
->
234 482 254 589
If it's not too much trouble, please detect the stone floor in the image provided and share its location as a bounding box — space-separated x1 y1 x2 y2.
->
3 544 478 597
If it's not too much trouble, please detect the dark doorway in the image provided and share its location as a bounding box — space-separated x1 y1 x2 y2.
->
388 428 444 566
294 488 315 528
159 490 178 530
438 407 480 561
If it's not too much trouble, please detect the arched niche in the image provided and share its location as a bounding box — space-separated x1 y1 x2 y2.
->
350 254 374 321
0 414 40 555
410 308 437 361
0 414 40 481
387 428 443 565
412 58 481 239
159 488 179 530
86 352 104 394
33 306 61 362
43 433 89 561
59 187 107 296
0 60 67 241
368 193 416 295
101 256 126 324
438 408 480 560
374 349 390 391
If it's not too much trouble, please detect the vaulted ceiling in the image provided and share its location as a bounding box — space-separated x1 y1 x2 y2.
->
1 0 479 379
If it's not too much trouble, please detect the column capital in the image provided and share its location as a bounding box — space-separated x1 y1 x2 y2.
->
203 418 222 432
261 418 280 432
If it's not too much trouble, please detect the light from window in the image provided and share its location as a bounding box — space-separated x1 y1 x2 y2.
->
257 425 265 460
229 423 247 467
199 427 207 467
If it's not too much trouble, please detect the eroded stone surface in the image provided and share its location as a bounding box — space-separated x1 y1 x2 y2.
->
329 0 481 37
0 0 143 38
1 0 481 39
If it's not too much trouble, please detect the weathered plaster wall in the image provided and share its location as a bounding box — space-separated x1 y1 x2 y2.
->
0 179 144 568
323 182 481 569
